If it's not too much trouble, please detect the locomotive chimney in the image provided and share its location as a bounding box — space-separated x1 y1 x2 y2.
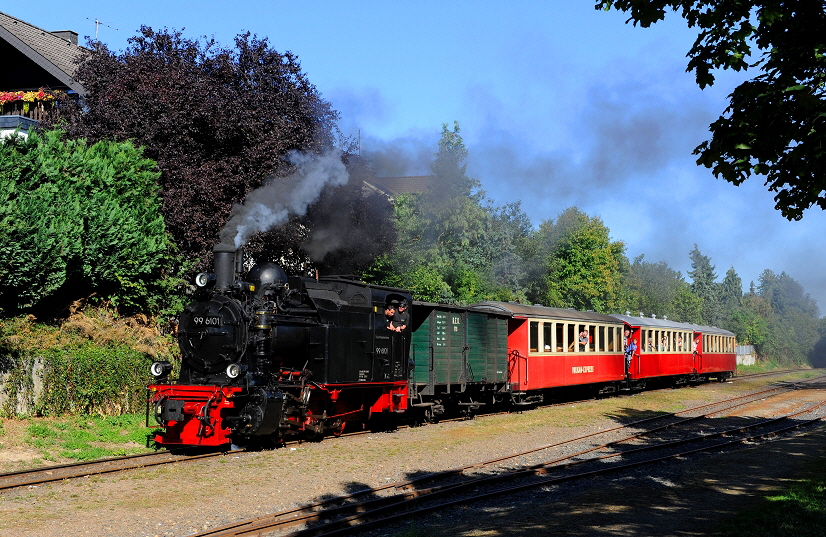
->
214 244 239 292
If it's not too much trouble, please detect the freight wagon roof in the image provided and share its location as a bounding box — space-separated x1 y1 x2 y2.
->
610 314 735 336
470 301 623 324
412 301 511 318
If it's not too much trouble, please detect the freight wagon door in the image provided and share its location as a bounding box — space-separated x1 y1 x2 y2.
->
434 310 464 388
466 312 508 385
411 311 433 391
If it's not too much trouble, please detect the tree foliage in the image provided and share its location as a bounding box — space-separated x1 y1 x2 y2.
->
365 122 526 303
0 130 173 314
45 27 371 270
622 254 692 320
543 208 626 313
688 244 722 325
598 0 826 220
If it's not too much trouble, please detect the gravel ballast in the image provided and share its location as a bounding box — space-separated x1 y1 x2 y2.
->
1 372 825 537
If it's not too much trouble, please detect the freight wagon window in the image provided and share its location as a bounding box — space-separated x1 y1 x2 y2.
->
530 321 539 353
598 326 605 352
556 323 565 352
543 323 552 352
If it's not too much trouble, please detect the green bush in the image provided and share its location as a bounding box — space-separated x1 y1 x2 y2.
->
36 342 151 416
0 130 178 314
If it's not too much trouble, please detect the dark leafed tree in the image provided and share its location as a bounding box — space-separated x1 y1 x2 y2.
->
597 1 826 220
44 27 375 271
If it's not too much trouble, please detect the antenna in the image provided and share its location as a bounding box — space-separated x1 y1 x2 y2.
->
86 18 118 40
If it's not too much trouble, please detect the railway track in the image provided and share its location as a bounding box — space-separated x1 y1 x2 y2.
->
0 448 236 491
0 368 812 492
182 374 826 537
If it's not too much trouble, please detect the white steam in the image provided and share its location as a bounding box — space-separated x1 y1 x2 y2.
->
219 149 349 248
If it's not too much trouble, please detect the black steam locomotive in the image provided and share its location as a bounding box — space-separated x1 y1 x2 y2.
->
148 244 412 447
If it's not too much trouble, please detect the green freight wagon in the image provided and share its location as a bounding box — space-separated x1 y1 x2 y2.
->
408 302 510 419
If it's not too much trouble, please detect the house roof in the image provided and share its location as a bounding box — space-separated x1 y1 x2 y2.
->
0 11 86 95
363 176 431 198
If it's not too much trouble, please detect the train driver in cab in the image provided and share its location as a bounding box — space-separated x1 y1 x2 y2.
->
393 300 410 332
384 302 397 331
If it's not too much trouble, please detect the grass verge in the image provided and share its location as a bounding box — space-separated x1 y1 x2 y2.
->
718 457 826 536
0 412 153 468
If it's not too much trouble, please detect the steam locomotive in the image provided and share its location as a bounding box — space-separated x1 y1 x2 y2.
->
148 244 411 447
148 245 737 449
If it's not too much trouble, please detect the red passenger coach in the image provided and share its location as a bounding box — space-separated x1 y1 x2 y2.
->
474 303 627 399
611 314 735 386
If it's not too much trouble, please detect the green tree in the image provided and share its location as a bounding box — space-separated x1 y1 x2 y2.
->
598 0 826 220
621 254 696 321
0 130 173 314
688 244 721 325
365 122 529 304
544 209 626 312
748 269 821 364
671 281 703 324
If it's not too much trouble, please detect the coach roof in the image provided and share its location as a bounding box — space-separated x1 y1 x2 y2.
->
610 314 735 337
471 301 623 324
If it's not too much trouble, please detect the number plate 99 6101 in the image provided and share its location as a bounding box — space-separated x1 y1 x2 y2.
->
193 316 222 327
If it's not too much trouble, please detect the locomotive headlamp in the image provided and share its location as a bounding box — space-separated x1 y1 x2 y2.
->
195 272 216 287
150 361 174 379
226 363 245 379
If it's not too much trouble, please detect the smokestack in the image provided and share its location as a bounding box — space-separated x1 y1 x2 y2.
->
214 244 240 292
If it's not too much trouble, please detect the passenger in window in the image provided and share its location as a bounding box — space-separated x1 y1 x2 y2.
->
677 335 684 351
647 336 654 352
624 329 637 374
579 329 589 351
660 335 667 351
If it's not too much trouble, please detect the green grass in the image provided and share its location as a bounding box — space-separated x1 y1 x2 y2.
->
718 459 826 537
23 413 152 461
737 360 808 375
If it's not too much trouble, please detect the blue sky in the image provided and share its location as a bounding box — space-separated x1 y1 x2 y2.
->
18 1 826 313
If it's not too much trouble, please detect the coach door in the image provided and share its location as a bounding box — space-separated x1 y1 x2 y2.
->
693 332 702 372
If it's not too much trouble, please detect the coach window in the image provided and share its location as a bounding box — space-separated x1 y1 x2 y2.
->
543 323 552 353
530 321 539 353
555 322 565 352
598 326 605 352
